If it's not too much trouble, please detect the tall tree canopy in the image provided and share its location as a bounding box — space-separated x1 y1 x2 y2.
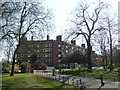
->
0 2 54 76
65 1 110 71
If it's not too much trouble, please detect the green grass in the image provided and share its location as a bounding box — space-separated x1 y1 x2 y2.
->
2 73 76 89
58 68 120 81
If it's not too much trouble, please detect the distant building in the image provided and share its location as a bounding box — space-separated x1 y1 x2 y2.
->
17 35 86 69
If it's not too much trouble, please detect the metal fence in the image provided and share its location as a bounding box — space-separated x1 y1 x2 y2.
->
34 70 119 89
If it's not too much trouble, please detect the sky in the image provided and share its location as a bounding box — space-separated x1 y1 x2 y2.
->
43 0 77 40
0 0 119 60
43 0 119 42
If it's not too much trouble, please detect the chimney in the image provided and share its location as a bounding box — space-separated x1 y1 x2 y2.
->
81 44 85 48
56 35 62 41
47 35 49 40
31 36 33 41
71 40 76 45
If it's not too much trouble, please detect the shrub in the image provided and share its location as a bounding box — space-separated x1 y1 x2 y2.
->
20 62 30 73
2 64 11 73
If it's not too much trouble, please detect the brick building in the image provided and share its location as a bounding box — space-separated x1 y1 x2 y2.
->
17 35 86 69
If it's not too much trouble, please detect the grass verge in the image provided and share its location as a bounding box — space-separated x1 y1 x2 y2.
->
58 68 120 81
2 73 76 89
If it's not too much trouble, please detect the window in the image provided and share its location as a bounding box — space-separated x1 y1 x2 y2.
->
45 44 48 47
39 55 42 57
58 44 61 47
28 50 30 52
37 45 39 47
45 49 48 52
58 60 62 62
31 45 33 47
48 54 52 57
27 55 30 57
58 49 61 52
37 50 39 53
66 45 68 48
44 54 52 57
39 50 41 52
45 60 47 62
79 49 82 51
44 54 47 57
48 44 52 47
37 55 40 57
71 50 73 53
58 54 61 57
34 50 36 53
66 50 68 53
59 51 62 54
45 59 52 62
49 59 52 62
48 48 51 52
28 45 30 47
63 54 65 57
43 49 46 52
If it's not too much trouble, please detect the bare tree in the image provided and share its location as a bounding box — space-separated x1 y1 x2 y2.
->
65 1 108 71
94 30 109 69
4 38 14 64
1 2 54 76
0 2 17 41
99 16 117 71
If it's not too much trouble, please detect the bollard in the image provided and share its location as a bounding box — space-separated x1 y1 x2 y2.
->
98 74 105 89
59 75 60 80
79 79 82 89
55 75 56 80
46 73 47 77
52 69 55 76
72 78 74 85
49 73 50 78
67 77 69 84
47 73 48 78
42 71 43 76
62 76 65 83
79 79 85 89
77 80 79 87
100 74 104 86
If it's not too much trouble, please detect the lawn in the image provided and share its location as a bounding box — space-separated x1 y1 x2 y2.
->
58 68 120 81
2 73 76 89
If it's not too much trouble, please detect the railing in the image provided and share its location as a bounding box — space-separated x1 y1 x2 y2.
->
34 69 119 89
34 70 86 89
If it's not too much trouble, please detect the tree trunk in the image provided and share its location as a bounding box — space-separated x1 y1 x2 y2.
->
10 45 19 76
87 42 92 72
104 50 108 69
102 57 106 69
109 42 113 71
109 29 113 71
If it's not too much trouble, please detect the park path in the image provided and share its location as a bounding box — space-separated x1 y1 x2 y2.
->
34 70 120 89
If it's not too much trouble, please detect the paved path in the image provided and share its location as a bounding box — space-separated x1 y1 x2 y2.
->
34 70 120 89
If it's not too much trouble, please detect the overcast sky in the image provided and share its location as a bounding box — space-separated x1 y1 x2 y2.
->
43 0 119 41
0 0 119 60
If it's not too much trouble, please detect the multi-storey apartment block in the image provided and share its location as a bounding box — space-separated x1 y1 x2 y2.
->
17 35 86 69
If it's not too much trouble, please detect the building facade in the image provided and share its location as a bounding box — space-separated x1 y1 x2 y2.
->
17 35 86 69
